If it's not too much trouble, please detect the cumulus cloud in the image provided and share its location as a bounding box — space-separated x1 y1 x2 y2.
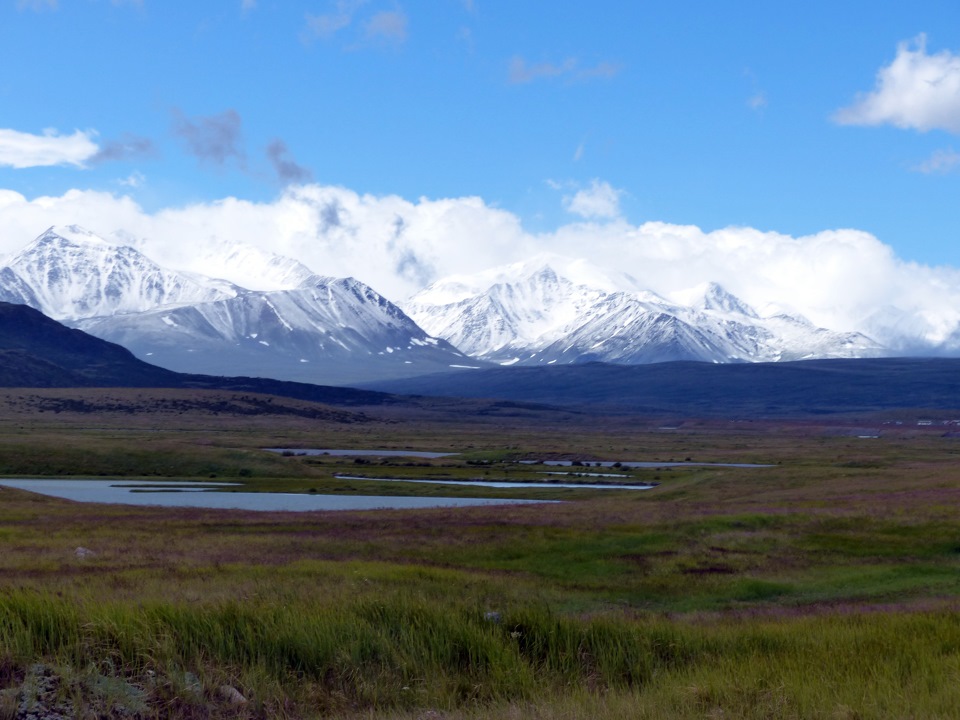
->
508 56 621 84
563 180 622 219
266 139 313 185
835 34 960 134
3 182 960 351
0 128 99 169
172 109 245 167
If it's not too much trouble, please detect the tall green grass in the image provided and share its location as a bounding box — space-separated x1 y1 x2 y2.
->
4 589 960 718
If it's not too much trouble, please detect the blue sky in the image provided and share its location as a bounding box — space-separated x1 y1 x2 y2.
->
2 0 960 336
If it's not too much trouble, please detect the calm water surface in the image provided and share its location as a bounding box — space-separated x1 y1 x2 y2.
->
0 479 553 511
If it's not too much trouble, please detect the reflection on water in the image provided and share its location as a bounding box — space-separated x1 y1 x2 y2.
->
0 479 553 512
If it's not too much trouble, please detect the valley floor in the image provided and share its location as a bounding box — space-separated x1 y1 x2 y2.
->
0 390 959 718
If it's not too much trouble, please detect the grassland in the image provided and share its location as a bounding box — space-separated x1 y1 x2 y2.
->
2 389 960 718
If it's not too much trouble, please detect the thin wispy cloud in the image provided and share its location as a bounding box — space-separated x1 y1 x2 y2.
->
508 56 621 84
835 34 960 134
16 0 57 10
364 10 407 44
91 134 155 164
118 171 146 188
0 128 98 169
304 0 368 41
743 68 767 112
912 148 960 174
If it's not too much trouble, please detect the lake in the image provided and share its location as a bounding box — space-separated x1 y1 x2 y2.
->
0 479 554 512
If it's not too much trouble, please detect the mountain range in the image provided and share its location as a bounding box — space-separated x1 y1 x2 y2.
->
0 226 473 386
403 255 882 366
0 226 894 385
6 297 960 419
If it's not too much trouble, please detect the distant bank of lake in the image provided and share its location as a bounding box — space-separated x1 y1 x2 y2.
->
264 448 458 458
335 475 656 490
265 449 772 468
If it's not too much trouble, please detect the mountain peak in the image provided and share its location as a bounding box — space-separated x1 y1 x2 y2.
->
41 225 113 247
5 226 234 321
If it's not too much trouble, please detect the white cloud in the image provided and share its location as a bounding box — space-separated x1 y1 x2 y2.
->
0 128 99 169
835 34 960 134
563 180 622 219
3 183 960 351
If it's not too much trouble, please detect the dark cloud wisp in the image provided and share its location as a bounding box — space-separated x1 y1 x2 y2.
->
266 139 313 185
172 108 246 167
91 134 156 164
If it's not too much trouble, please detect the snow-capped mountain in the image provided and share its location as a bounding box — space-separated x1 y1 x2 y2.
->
5 226 236 320
404 258 884 365
404 255 643 360
0 226 473 385
77 275 471 385
0 227 890 385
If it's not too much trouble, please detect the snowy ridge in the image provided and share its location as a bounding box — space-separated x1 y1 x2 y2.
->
186 242 319 292
405 257 885 365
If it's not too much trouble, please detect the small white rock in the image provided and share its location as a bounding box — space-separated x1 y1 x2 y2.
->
219 684 247 705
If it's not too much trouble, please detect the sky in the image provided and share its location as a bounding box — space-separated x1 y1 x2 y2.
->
3 1 960 345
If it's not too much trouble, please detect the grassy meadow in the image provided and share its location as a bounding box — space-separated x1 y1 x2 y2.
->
1 389 960 717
